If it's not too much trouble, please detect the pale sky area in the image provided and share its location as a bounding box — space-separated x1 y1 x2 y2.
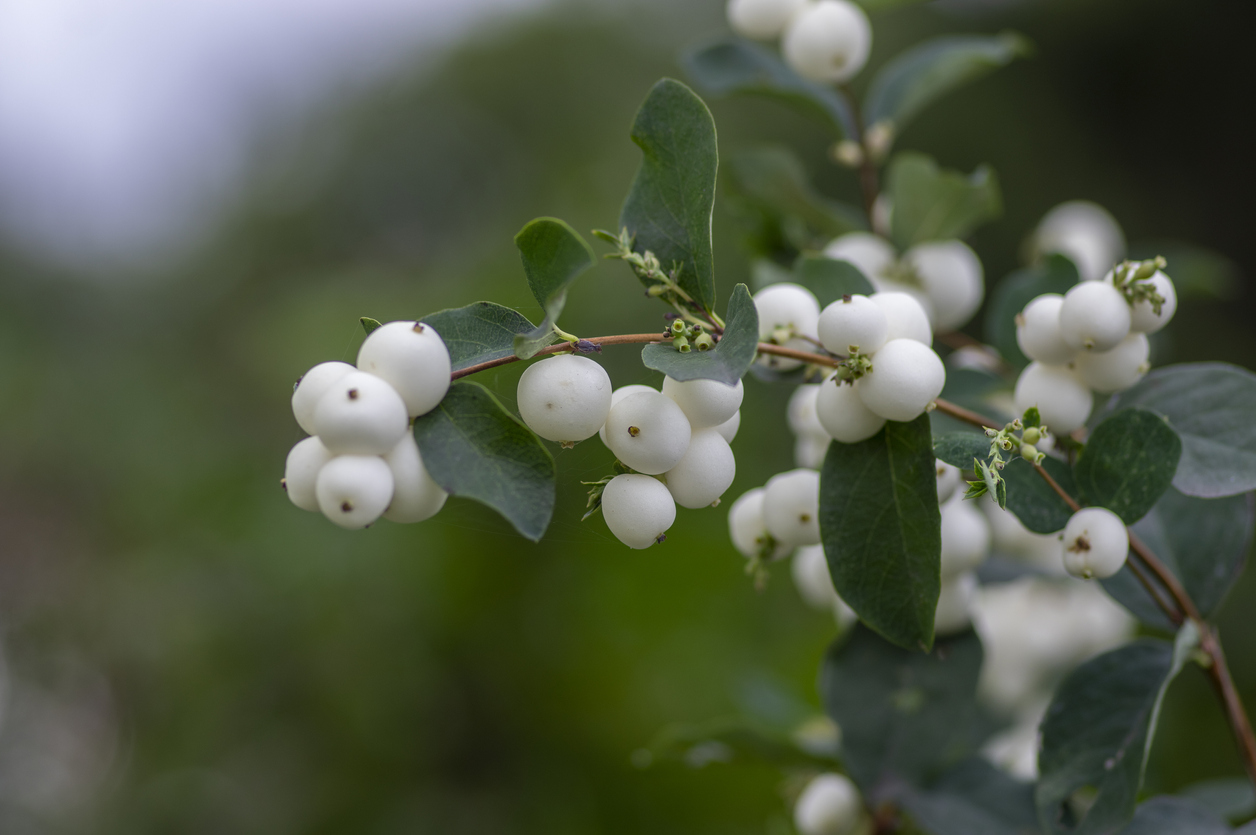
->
0 0 547 273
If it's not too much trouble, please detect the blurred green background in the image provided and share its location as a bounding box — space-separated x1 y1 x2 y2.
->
0 0 1254 831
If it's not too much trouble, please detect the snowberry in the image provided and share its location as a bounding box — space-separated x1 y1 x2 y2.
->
517 354 612 445
601 474 676 549
754 283 821 370
788 385 827 438
316 454 395 530
903 240 984 332
764 468 822 547
816 376 886 443
665 429 737 509
714 410 741 444
794 773 864 835
824 232 895 285
935 572 978 637
312 370 410 455
817 294 889 355
795 433 831 469
1016 293 1076 365
856 339 946 422
729 488 792 560
726 0 807 39
1062 507 1129 579
782 0 872 84
1073 332 1150 393
382 433 448 524
291 361 354 436
604 390 693 475
1013 362 1093 434
940 496 991 580
792 544 838 610
935 461 961 504
1115 270 1178 334
662 376 744 430
1034 200 1126 283
356 321 452 417
1058 281 1132 352
283 436 333 512
598 384 656 446
870 292 933 346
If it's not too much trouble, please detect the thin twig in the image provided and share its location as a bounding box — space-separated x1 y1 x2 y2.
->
450 333 665 380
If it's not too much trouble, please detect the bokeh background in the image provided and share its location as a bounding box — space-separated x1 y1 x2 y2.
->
0 0 1254 831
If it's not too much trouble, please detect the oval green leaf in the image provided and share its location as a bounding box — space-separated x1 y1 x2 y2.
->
983 254 1080 370
421 302 545 372
793 254 875 307
888 152 1001 250
641 283 759 385
1113 797 1230 835
513 217 596 359
1074 408 1182 524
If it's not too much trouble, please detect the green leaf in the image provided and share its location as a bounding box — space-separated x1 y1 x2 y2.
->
1074 408 1182 525
512 217 596 359
983 255 1080 370
1129 242 1241 300
360 316 382 334
897 758 1039 835
682 38 856 137
1002 455 1077 534
1181 776 1256 823
865 33 1029 141
793 253 875 307
724 146 865 257
620 78 719 313
421 302 545 372
643 717 838 771
888 152 1001 250
933 431 989 470
641 283 759 385
820 626 984 790
1036 627 1199 835
1113 796 1230 835
1105 363 1256 498
412 381 555 542
820 414 941 651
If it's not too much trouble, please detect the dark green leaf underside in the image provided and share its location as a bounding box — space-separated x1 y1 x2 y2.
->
1112 796 1229 835
1003 455 1076 534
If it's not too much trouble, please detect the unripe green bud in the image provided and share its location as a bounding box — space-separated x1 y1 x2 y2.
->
1020 443 1039 462
671 319 687 335
1022 427 1041 445
674 336 691 353
694 333 715 351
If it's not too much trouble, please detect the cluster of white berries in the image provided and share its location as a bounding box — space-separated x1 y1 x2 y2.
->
793 772 871 835
284 322 452 529
1013 259 1177 433
515 354 742 549
726 0 872 85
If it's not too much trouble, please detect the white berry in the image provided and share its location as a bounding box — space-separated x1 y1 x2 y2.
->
1013 362 1093 434
726 0 807 39
601 474 676 549
754 282 821 370
662 376 744 430
291 361 354 436
316 454 395 529
665 429 737 509
599 384 656 446
816 376 886 443
794 773 864 835
1059 281 1131 352
935 572 978 636
782 0 872 84
1116 270 1177 334
715 410 741 444
764 468 822 548
1063 507 1129 579
1034 200 1126 283
857 339 946 422
517 354 612 445
935 461 961 504
870 292 933 346
795 433 831 469
1016 294 1076 365
792 544 837 610
818 294 889 355
284 436 333 512
604 391 693 475
940 496 991 580
823 232 895 284
312 370 410 455
382 432 447 524
904 240 984 332
729 488 791 560
788 384 826 438
356 321 452 417
1073 332 1150 394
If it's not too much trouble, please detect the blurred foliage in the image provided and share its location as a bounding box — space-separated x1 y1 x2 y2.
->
0 0 1253 831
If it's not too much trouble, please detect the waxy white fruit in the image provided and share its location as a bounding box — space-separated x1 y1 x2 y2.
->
1059 281 1131 352
729 488 791 561
291 361 354 436
782 0 872 84
598 384 656 446
284 436 333 512
794 773 864 835
602 474 676 549
1115 270 1177 334
1013 362 1093 434
665 429 737 509
662 376 744 430
856 339 946 422
316 454 395 529
604 390 693 475
788 385 827 438
1073 332 1150 393
935 461 961 505
356 321 452 417
816 377 886 443
795 432 831 470
870 292 933 346
935 572 978 637
904 240 984 332
517 354 612 445
792 544 838 610
1016 294 1075 365
312 370 410 455
763 468 822 547
1034 200 1126 283
754 282 821 370
818 294 889 355
382 433 447 524
1062 507 1129 579
824 232 895 284
726 0 807 39
715 410 741 444
940 496 991 580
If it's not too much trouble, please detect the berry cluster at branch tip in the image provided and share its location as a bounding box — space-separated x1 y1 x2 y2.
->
727 0 872 85
284 321 452 529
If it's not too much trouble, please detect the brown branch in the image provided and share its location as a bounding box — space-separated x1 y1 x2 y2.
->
1201 626 1256 787
449 333 665 380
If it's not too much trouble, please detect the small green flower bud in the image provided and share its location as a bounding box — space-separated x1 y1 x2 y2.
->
1022 427 1041 445
1021 443 1039 462
674 336 691 353
694 333 715 351
671 319 686 335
